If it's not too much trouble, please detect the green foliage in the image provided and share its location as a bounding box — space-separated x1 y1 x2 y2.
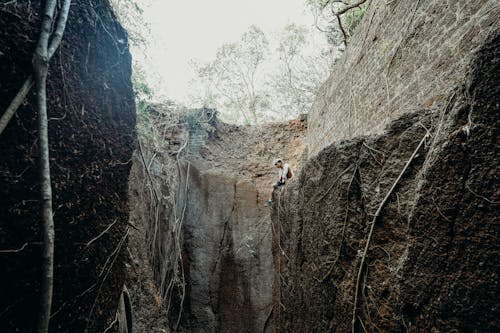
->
183 109 217 134
306 0 331 8
132 67 154 130
110 0 151 47
344 6 367 34
379 39 392 55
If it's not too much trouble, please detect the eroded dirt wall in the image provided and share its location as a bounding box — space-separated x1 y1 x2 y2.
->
128 110 307 333
0 1 136 332
272 31 499 332
308 0 499 156
176 118 306 333
173 118 307 333
127 113 182 332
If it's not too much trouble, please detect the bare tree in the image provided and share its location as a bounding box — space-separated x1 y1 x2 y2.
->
307 0 370 46
270 23 333 118
191 25 269 124
31 1 72 332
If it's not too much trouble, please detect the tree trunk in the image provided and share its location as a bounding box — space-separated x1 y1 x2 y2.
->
249 99 258 124
34 56 54 333
33 1 58 332
0 0 71 137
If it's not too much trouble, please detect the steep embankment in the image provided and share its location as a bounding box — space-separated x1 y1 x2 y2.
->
0 2 135 332
127 109 306 332
273 1 499 332
308 0 499 156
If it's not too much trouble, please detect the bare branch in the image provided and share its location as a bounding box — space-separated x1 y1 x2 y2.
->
311 0 370 46
87 229 130 324
335 13 348 46
0 242 28 253
334 0 368 16
84 219 119 247
102 312 119 333
138 139 160 202
0 76 34 136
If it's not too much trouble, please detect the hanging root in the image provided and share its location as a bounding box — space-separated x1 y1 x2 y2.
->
351 132 429 333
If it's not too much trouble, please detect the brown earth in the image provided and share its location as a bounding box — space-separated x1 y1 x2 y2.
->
272 31 499 332
1 1 498 333
127 125 178 333
0 1 136 332
127 108 307 333
126 30 499 333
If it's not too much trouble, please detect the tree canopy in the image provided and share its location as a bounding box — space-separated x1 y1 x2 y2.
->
190 24 333 124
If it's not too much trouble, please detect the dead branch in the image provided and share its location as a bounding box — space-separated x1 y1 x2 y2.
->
84 219 119 247
316 164 355 202
0 76 34 136
351 132 429 333
465 182 499 204
138 139 160 202
320 165 358 282
0 242 28 253
87 228 130 324
102 312 119 333
334 0 368 16
335 13 348 46
358 316 368 333
127 221 140 231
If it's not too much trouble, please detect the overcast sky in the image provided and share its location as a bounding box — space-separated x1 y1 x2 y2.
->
133 0 322 103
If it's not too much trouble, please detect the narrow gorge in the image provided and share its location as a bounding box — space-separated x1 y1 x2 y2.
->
0 0 498 332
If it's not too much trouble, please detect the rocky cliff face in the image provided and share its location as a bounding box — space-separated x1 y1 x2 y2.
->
308 0 499 156
272 16 499 333
127 109 307 332
127 2 498 332
0 1 135 332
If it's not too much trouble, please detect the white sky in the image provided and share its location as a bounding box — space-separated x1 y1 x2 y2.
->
132 0 321 104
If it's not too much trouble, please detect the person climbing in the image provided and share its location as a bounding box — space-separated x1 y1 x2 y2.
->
264 158 292 207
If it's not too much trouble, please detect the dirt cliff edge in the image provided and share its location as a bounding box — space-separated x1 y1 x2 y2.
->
272 31 499 332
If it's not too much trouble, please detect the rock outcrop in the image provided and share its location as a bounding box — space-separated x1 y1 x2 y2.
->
0 1 136 332
308 0 499 156
272 6 499 333
127 109 307 332
2 1 497 333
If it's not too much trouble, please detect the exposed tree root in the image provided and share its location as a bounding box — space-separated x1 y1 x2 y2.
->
351 131 429 333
